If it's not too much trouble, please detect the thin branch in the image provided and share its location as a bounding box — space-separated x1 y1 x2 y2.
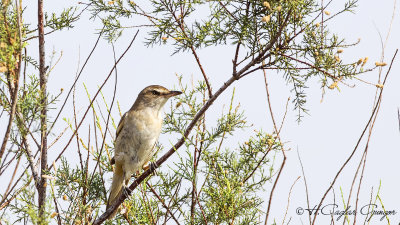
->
49 30 139 169
0 146 40 208
0 82 19 161
297 149 311 225
278 97 290 134
22 137 40 186
279 53 336 79
282 176 301 225
1 154 21 205
190 46 212 98
169 6 212 98
48 26 105 134
218 2 239 23
146 182 181 225
73 75 85 173
311 49 398 225
264 152 286 225
262 60 288 225
49 180 62 225
398 108 400 133
23 29 57 42
138 183 156 225
232 41 241 76
88 42 119 188
0 172 33 210
351 45 392 225
242 144 274 184
164 177 183 224
37 0 48 217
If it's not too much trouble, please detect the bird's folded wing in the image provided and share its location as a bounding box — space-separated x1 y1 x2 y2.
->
110 112 127 165
116 112 127 140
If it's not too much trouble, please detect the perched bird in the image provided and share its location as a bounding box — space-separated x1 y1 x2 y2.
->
107 85 182 218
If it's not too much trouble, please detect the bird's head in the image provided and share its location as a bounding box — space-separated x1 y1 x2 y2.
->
133 85 182 111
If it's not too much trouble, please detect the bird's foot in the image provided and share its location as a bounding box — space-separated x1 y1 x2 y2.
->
122 185 131 198
149 161 159 176
143 161 158 175
132 171 140 179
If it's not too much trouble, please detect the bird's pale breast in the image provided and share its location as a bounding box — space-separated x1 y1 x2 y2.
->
114 108 162 176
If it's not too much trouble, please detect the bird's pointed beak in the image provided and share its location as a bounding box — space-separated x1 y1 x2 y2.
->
166 90 182 97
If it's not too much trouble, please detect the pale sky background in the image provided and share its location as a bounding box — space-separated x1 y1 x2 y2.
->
1 0 399 224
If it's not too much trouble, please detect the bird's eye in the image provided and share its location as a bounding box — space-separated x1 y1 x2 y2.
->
151 90 160 95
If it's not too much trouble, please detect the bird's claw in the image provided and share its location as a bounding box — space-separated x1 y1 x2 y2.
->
122 186 131 198
132 171 140 179
143 161 158 176
149 161 158 175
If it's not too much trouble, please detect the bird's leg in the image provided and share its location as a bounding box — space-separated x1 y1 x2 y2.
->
122 172 132 198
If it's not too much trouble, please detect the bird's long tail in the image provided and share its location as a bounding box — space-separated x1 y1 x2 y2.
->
107 164 124 218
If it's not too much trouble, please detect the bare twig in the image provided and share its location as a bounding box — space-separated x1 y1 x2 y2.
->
163 177 183 224
1 155 21 205
282 176 301 225
297 149 311 225
279 53 336 79
190 46 212 98
0 146 40 208
398 108 400 133
0 91 19 163
88 43 119 186
49 180 62 225
242 144 274 184
170 5 212 98
49 30 139 169
232 41 241 76
22 137 40 186
73 80 85 173
264 153 286 225
48 26 105 134
262 61 288 225
147 182 181 225
139 183 156 225
311 49 398 225
278 97 290 134
351 15 396 220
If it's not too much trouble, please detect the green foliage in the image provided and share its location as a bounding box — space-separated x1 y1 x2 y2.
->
53 157 105 224
5 174 52 225
201 131 279 224
0 1 81 223
44 7 80 31
88 0 373 121
11 78 280 224
0 2 23 77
